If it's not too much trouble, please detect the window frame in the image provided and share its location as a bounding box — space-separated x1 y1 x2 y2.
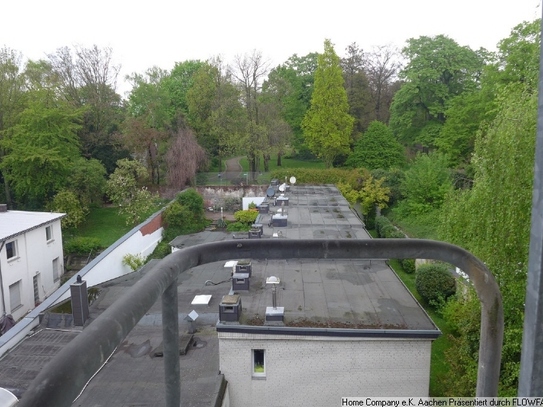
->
252 349 266 378
46 225 53 242
53 257 60 282
6 240 18 260
9 280 22 312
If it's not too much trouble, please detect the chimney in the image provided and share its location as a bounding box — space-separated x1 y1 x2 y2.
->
0 204 7 213
71 276 90 326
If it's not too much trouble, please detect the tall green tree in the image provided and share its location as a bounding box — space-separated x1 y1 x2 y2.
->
492 19 541 89
302 39 354 168
187 58 246 170
435 90 489 166
0 47 26 206
164 60 205 122
125 67 174 184
435 20 540 168
397 151 452 216
263 53 317 158
47 45 125 172
389 35 485 149
341 42 372 137
0 90 83 208
438 85 537 395
345 121 405 170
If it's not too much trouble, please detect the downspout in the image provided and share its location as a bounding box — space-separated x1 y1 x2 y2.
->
0 241 6 314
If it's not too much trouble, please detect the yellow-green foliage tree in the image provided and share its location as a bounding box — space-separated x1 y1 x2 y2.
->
301 39 354 168
338 175 390 215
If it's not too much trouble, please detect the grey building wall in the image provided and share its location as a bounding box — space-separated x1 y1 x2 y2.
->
219 332 432 406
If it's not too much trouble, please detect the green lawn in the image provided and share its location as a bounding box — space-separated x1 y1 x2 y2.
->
64 206 132 247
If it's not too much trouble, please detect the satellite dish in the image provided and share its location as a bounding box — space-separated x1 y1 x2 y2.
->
266 187 275 197
289 176 297 184
279 183 286 192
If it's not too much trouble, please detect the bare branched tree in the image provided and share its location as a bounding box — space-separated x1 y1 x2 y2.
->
47 45 123 168
47 45 120 100
232 50 270 175
364 45 401 122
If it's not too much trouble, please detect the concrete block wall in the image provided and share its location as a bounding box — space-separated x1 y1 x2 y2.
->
218 332 432 407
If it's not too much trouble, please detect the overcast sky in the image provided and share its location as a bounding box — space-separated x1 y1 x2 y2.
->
2 0 541 96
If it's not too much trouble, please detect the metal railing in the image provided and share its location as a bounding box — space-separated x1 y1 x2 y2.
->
17 239 503 406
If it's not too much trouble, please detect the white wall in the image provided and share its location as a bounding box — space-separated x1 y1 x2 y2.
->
0 209 164 358
0 220 64 321
55 226 163 304
219 332 432 407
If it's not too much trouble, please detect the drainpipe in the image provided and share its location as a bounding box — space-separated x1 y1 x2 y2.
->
0 241 6 315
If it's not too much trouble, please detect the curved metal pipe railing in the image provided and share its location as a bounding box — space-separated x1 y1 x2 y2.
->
17 238 503 406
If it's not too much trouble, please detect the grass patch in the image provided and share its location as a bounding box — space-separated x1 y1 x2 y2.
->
64 206 133 247
386 209 440 239
388 258 452 396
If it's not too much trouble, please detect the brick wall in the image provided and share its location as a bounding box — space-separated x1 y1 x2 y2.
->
219 332 432 406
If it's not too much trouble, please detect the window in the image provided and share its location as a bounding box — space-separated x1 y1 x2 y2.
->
6 240 17 260
53 257 60 282
252 349 265 377
45 225 53 242
9 280 22 311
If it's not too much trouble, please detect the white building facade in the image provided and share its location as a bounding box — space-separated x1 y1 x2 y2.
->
0 206 65 321
217 329 436 407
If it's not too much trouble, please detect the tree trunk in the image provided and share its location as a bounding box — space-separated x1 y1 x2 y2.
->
276 152 282 167
2 175 11 207
263 153 270 172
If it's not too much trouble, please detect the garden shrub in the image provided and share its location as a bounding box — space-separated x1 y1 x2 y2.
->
122 253 147 271
148 240 172 260
374 216 391 237
234 209 259 225
385 229 404 238
64 237 103 255
226 221 252 232
415 263 456 307
176 188 205 219
223 197 241 212
400 258 416 274
163 201 206 235
379 223 396 238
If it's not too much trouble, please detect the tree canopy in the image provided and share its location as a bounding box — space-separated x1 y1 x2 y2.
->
389 35 485 149
345 121 405 170
302 39 354 167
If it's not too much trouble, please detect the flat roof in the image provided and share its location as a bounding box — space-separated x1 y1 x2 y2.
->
170 185 438 334
0 210 65 242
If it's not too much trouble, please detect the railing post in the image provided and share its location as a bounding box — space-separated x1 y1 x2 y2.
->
162 279 180 407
